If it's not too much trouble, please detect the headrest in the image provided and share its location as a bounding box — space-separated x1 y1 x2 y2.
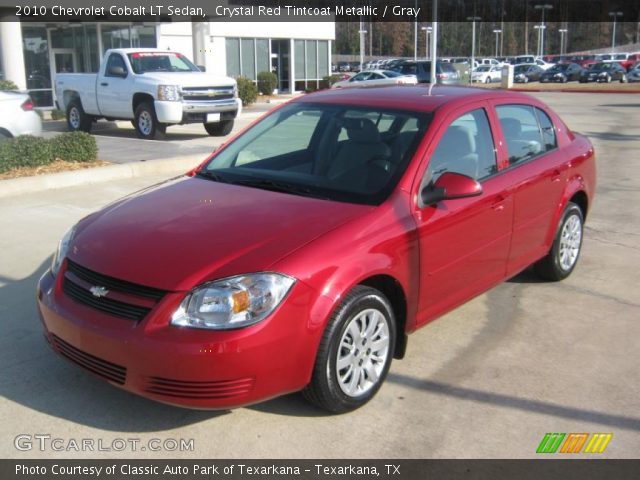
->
438 126 474 158
343 117 381 144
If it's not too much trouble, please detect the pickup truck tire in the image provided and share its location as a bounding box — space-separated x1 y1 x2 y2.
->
134 103 166 140
204 120 234 137
66 100 92 133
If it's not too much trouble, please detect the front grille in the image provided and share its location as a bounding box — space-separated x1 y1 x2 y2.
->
66 259 165 300
145 376 255 399
51 335 126 385
182 86 235 102
63 259 167 322
63 278 151 321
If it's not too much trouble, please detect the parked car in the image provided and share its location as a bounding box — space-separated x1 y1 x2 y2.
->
477 58 502 67
579 62 628 83
0 91 42 139
568 55 598 69
38 86 595 413
392 60 460 84
332 70 417 88
513 64 544 83
55 48 241 140
514 55 536 65
349 62 361 73
471 65 502 83
627 62 640 82
534 58 555 70
337 62 351 72
540 62 583 83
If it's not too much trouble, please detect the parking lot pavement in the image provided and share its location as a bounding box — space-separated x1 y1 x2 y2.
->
42 102 277 163
1 93 639 459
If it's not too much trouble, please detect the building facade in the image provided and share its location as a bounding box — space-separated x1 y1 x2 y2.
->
0 18 334 108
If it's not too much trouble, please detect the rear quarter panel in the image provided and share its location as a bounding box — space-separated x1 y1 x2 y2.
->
56 73 100 114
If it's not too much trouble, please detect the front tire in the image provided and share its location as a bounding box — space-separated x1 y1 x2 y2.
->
534 202 584 281
204 120 234 136
303 285 396 413
134 102 165 140
66 100 92 133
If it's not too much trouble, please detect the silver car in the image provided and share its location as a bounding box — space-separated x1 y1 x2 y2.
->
332 70 417 89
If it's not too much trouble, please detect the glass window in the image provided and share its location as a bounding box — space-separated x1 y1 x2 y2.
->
306 40 317 79
535 108 557 152
22 25 52 107
294 40 305 80
496 105 545 166
105 53 127 77
101 25 131 51
256 39 269 75
318 40 329 78
203 103 431 205
226 38 240 77
241 38 255 80
426 109 497 182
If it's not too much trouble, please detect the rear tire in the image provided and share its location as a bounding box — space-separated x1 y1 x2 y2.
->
302 285 396 413
66 99 92 133
621 74 628 84
204 120 234 136
534 202 584 281
134 102 165 140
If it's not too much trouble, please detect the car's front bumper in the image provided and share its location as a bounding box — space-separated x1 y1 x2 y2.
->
37 267 318 409
154 98 242 125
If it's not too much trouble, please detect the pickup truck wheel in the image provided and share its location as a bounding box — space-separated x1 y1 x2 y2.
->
302 285 395 413
204 120 234 136
534 202 584 281
66 100 92 133
134 103 165 140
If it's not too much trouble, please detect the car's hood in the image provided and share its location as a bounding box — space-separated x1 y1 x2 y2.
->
69 177 371 291
137 72 236 88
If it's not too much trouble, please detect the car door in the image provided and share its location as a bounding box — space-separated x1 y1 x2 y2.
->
97 52 134 118
492 102 569 275
412 103 514 325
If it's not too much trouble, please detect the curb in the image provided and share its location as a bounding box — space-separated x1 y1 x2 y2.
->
0 154 209 199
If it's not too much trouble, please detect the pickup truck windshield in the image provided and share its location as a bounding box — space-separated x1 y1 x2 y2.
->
201 103 431 205
127 52 199 74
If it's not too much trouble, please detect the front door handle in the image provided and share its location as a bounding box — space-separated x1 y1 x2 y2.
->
491 196 506 212
100 82 108 87
551 169 562 182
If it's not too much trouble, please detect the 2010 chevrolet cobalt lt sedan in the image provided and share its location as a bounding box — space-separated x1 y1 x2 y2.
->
37 86 595 413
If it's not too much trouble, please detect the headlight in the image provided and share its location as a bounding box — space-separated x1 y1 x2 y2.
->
233 84 238 98
157 85 181 101
51 225 76 276
171 273 295 330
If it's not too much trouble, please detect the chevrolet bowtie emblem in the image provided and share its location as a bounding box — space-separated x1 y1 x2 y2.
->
89 286 109 298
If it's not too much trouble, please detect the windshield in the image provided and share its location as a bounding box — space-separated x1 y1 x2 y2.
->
549 64 569 72
590 63 611 71
382 70 402 78
476 66 491 72
201 103 431 205
127 52 200 74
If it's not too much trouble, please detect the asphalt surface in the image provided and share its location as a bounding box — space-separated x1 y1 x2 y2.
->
41 102 278 163
1 92 639 459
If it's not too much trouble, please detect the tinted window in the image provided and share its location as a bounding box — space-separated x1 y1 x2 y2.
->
425 109 497 183
535 108 557 152
105 54 126 77
497 105 547 166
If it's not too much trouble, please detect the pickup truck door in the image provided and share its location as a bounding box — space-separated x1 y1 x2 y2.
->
97 53 134 118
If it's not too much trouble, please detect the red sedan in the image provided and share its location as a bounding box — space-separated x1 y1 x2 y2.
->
38 86 595 413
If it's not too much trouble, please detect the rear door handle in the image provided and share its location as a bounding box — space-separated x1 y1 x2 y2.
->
100 82 108 87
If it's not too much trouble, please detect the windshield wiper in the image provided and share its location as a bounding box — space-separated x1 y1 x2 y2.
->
231 178 328 199
195 170 229 183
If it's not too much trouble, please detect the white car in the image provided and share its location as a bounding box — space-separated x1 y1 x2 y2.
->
0 91 42 139
534 58 555 70
332 70 417 89
471 65 502 83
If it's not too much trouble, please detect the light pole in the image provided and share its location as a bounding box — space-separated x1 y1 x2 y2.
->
421 25 433 60
467 16 481 76
559 28 568 55
358 18 367 72
533 25 545 57
534 4 553 57
493 29 502 57
414 0 418 61
609 11 623 52
430 0 438 85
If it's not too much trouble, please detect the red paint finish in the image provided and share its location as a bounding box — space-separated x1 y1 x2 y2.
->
37 86 595 408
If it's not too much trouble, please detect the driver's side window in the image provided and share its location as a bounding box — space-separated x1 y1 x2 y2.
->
425 109 497 184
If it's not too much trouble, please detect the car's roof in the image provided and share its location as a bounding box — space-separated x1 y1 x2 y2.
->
295 85 535 113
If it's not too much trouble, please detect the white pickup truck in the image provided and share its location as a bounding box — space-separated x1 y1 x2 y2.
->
55 48 241 139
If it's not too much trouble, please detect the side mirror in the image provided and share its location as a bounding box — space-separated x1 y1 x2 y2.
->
421 171 483 206
108 66 127 78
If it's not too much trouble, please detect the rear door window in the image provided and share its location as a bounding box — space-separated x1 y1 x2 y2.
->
496 105 556 166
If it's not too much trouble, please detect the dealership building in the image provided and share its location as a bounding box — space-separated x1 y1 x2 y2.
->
0 17 334 107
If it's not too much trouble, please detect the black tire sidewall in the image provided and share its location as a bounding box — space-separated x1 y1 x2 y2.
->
550 204 584 280
319 289 396 412
66 101 90 132
204 120 234 136
134 103 164 140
